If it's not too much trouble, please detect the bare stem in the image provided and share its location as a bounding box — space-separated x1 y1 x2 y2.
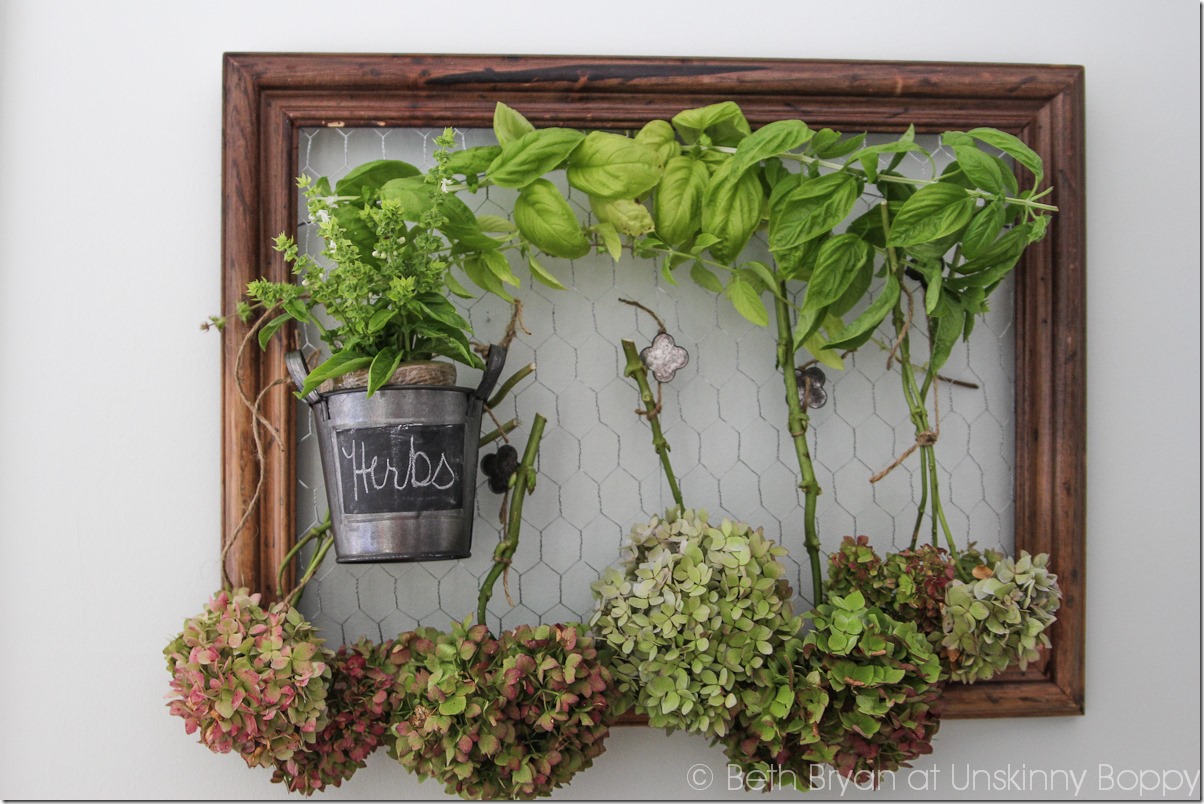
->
477 414 547 630
621 340 684 509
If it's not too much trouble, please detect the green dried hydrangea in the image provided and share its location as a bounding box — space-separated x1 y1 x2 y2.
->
164 588 331 768
952 542 1004 584
589 508 803 737
388 621 502 795
826 537 955 643
271 638 403 795
803 591 943 783
942 551 1061 683
718 643 828 792
388 620 617 799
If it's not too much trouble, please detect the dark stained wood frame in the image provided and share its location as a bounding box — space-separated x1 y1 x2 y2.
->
221 54 1085 719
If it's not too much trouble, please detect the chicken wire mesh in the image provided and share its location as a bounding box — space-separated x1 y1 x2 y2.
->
291 126 1016 646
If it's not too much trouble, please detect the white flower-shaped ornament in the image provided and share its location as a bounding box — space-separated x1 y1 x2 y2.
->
639 333 690 383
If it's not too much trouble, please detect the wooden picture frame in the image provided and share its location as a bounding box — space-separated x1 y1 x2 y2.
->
221 53 1085 719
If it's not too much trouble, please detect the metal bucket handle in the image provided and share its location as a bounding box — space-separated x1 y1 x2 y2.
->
283 347 507 406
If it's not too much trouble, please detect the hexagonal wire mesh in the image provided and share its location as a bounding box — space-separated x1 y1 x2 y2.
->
291 126 1015 645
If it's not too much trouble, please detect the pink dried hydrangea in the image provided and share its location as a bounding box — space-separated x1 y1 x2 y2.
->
272 639 403 795
164 588 331 768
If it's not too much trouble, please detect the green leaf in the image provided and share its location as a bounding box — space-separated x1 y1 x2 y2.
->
634 119 680 166
440 195 506 250
486 128 585 189
367 346 402 396
801 331 845 370
445 145 502 178
887 183 976 247
850 126 924 182
967 127 1044 185
954 222 1035 276
654 156 708 247
493 102 535 146
690 262 724 293
413 293 470 329
740 260 783 299
298 351 373 399
812 130 866 159
731 119 813 173
768 172 859 252
462 255 514 302
596 221 623 262
700 162 763 262
952 144 1004 193
513 179 590 259
366 308 394 334
379 176 434 220
591 197 654 236
824 273 900 351
335 159 419 198
257 311 293 350
929 296 966 372
481 249 520 287
962 201 1006 259
801 234 870 315
445 270 474 299
671 101 751 146
527 255 567 290
725 276 769 326
827 252 873 318
566 131 660 199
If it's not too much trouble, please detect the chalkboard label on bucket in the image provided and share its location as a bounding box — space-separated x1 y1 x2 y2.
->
335 424 466 515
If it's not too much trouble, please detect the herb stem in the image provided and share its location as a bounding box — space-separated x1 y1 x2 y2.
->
773 284 825 605
621 340 684 509
476 414 547 629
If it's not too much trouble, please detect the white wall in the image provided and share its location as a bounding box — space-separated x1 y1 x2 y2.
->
0 0 1198 799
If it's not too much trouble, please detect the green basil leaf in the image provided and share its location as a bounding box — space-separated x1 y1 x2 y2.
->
527 255 567 291
513 178 590 259
591 196 655 237
475 214 517 234
823 274 900 351
690 262 724 294
929 296 966 372
257 311 293 350
887 183 976 247
801 331 845 371
955 222 1034 274
380 176 434 220
813 131 866 159
440 195 506 251
671 101 751 146
850 126 923 182
827 253 873 318
486 128 585 189
724 276 769 326
740 260 782 298
445 145 502 178
366 308 395 334
335 159 419 198
445 270 475 299
298 351 373 399
952 144 1004 193
967 127 1044 185
731 120 813 173
769 173 859 252
654 156 708 247
701 162 764 263
801 234 870 315
462 255 514 302
493 102 535 146
567 131 660 199
596 221 622 262
367 346 402 396
635 119 681 166
961 201 1005 259
481 249 520 287
413 293 470 330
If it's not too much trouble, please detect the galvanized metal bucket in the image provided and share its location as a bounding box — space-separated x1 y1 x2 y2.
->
286 346 507 563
